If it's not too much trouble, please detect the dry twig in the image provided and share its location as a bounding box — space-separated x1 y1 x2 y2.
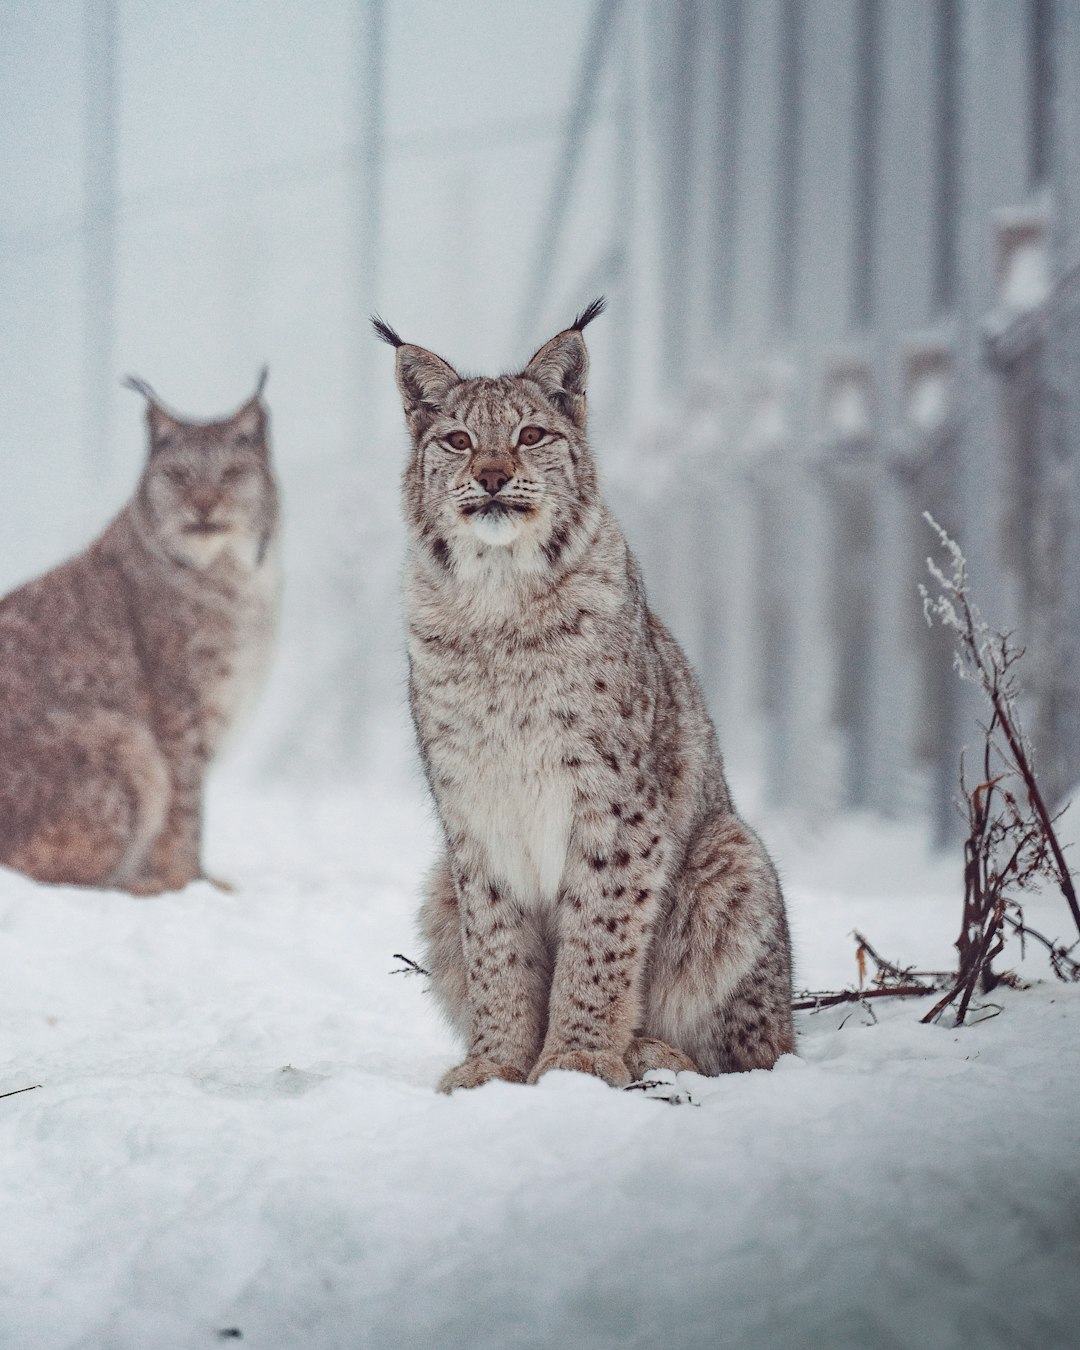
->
0 1084 41 1101
390 953 431 978
915 515 1080 1023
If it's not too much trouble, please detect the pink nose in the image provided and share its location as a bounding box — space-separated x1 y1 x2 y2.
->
474 464 510 496
190 488 220 517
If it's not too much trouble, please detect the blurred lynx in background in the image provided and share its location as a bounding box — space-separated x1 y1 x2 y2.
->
0 375 280 894
377 300 794 1093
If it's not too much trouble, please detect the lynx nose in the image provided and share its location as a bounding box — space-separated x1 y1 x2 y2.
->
474 463 511 496
190 487 221 519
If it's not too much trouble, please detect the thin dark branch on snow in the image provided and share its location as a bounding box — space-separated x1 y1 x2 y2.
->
852 930 948 989
390 953 431 978
1003 913 1080 981
792 986 939 1012
0 1084 41 1101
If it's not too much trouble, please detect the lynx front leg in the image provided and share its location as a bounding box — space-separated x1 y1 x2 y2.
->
433 852 553 1094
131 780 203 892
529 844 666 1088
129 717 211 893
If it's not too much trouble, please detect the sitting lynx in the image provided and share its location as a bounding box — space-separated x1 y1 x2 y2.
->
0 374 280 894
375 300 794 1092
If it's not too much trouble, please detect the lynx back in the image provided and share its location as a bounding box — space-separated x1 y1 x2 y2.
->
376 303 793 1092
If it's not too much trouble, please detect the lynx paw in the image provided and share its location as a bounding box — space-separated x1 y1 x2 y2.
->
528 1049 633 1088
124 870 196 897
437 1058 528 1094
625 1035 700 1079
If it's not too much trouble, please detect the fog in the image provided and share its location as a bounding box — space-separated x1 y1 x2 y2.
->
3 0 1078 828
4 8 1080 1344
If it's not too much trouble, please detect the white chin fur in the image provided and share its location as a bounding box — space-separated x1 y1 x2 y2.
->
173 529 259 571
468 511 523 548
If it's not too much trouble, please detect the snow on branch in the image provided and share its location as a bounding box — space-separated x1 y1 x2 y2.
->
805 517 1080 1028
917 516 1078 1023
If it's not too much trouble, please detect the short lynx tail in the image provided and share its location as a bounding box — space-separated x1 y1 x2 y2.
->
371 314 404 348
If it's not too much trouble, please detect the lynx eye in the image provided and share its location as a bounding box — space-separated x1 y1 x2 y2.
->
162 464 192 485
445 430 473 453
221 464 249 484
517 425 545 447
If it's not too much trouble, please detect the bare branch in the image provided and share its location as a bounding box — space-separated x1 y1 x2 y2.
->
915 516 1080 1025
0 1084 41 1101
792 986 940 1012
390 953 431 978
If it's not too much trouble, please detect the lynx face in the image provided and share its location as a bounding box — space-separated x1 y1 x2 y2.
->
376 310 603 577
139 399 278 571
415 378 590 557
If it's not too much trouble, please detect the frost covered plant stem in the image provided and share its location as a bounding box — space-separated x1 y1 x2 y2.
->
919 514 1080 1025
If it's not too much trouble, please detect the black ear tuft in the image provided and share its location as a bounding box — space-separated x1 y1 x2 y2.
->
255 365 269 398
121 374 159 401
372 315 404 348
571 296 606 332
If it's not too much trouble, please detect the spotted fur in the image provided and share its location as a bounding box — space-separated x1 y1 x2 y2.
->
380 305 793 1091
0 378 281 894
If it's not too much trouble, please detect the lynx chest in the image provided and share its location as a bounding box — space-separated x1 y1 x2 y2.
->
415 638 580 910
209 548 281 743
158 543 280 753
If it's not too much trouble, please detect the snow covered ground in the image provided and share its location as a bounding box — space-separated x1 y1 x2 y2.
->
2 758 1079 1350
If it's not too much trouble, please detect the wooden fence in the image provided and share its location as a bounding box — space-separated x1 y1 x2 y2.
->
559 0 1080 839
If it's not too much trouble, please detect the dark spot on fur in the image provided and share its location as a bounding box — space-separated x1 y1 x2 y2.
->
543 524 571 565
590 856 608 871
431 537 451 570
594 679 607 692
613 850 630 868
635 889 650 904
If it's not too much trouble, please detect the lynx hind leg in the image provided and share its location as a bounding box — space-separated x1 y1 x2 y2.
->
644 813 795 1076
3 714 169 891
418 853 471 1043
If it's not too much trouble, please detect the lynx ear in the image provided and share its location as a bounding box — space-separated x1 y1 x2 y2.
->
122 374 183 451
231 398 267 444
372 315 460 437
230 367 270 443
523 298 604 430
397 346 461 438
